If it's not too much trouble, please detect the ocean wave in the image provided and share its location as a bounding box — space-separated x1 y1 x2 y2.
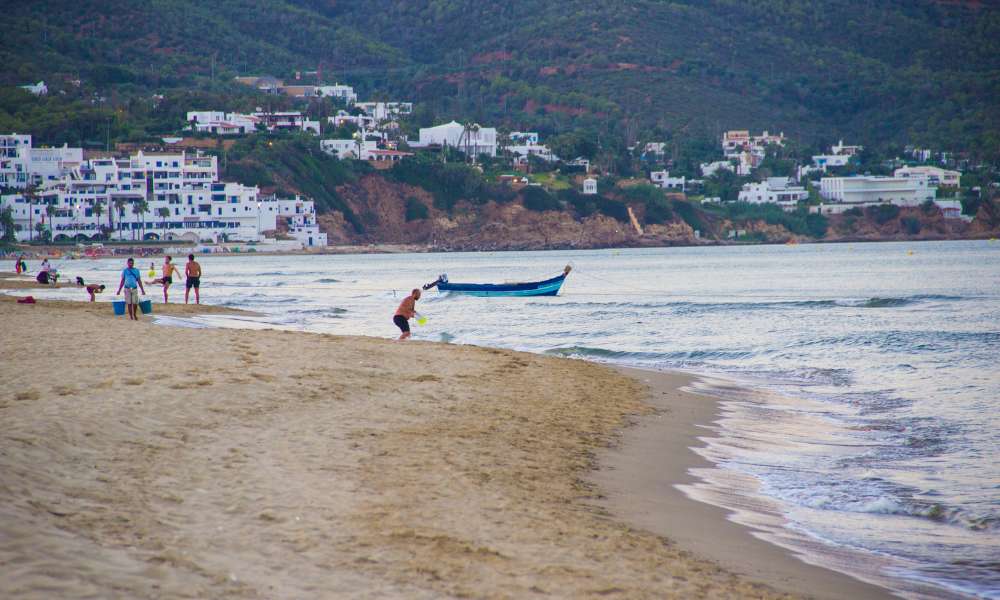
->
528 294 963 314
544 345 754 362
316 278 341 283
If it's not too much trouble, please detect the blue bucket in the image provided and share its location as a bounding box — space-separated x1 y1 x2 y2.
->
112 300 126 316
139 299 153 315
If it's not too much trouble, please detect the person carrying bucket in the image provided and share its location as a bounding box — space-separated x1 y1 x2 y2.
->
115 257 146 321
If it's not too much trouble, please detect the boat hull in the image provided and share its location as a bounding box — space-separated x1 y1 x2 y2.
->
437 273 567 297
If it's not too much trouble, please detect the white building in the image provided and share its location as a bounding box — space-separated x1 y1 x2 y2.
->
355 102 413 121
509 132 540 145
582 178 598 195
320 139 378 160
20 81 48 96
738 177 809 210
650 170 686 192
251 111 320 135
507 143 557 165
1 134 83 189
643 142 666 157
831 140 862 156
701 160 735 178
327 112 377 132
186 111 259 135
413 121 497 157
894 165 961 187
0 149 323 248
722 130 784 157
261 194 328 247
315 85 358 104
819 175 936 207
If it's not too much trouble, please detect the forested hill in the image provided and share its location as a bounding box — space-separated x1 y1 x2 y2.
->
2 0 999 157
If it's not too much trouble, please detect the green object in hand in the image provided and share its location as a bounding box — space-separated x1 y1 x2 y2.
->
416 316 428 326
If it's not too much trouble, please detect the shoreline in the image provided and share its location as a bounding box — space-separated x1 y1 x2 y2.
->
591 366 895 600
3 234 996 260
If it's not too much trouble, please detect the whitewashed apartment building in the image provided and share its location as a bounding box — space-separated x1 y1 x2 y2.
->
1 134 83 189
506 132 558 165
0 150 325 247
650 170 687 192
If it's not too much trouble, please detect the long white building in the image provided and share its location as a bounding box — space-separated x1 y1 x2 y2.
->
0 149 326 247
819 175 936 206
1 134 83 189
894 165 961 187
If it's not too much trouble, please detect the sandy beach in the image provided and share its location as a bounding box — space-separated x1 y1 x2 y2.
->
1 274 886 598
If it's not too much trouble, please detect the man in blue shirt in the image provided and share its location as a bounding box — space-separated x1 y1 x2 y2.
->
116 257 146 320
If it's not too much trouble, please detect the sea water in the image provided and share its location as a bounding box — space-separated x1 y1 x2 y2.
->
30 240 1000 598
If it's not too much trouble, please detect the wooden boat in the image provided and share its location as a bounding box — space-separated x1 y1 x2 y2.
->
423 266 571 297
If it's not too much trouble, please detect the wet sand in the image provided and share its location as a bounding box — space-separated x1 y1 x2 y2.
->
0 276 877 598
591 368 895 600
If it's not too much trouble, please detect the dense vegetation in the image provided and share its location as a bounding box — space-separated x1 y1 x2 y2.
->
2 1 999 159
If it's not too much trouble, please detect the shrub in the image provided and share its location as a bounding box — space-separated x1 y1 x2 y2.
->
405 197 429 221
595 197 630 222
805 213 829 237
644 199 674 224
901 215 922 234
843 207 864 217
867 204 900 224
920 200 938 215
521 185 561 212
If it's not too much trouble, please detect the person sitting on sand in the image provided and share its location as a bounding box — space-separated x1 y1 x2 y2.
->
35 270 52 285
393 288 421 341
149 255 182 303
184 254 201 304
116 257 146 321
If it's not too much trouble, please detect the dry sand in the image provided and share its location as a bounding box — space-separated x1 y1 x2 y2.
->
0 275 869 599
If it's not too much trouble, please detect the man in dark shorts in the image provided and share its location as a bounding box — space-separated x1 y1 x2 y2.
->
393 288 421 340
150 255 182 303
184 253 202 304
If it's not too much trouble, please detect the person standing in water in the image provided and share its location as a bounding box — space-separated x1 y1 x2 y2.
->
150 255 182 303
393 288 421 340
184 254 202 304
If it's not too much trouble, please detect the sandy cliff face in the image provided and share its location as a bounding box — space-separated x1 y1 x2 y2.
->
319 175 701 250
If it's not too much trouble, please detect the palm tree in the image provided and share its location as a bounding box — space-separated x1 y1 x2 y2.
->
131 201 142 241
113 198 126 240
93 200 104 239
45 202 56 239
157 206 170 238
137 199 150 240
25 184 37 242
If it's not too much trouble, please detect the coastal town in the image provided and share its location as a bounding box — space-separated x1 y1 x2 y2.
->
2 73 996 252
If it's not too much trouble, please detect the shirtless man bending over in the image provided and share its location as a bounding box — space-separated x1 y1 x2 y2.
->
185 254 202 304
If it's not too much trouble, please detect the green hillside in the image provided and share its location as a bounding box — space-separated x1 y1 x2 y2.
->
1 0 999 157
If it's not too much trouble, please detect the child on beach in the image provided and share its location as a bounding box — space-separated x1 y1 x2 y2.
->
116 257 146 320
184 254 201 304
149 256 182 303
393 288 421 340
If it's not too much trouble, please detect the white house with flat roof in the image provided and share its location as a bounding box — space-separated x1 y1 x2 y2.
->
315 84 357 104
701 160 735 178
355 102 412 121
894 165 961 187
582 178 598 195
650 170 686 192
320 139 378 160
186 111 259 135
738 177 809 210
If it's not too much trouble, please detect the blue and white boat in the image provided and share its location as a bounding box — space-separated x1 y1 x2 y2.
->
423 266 571 297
